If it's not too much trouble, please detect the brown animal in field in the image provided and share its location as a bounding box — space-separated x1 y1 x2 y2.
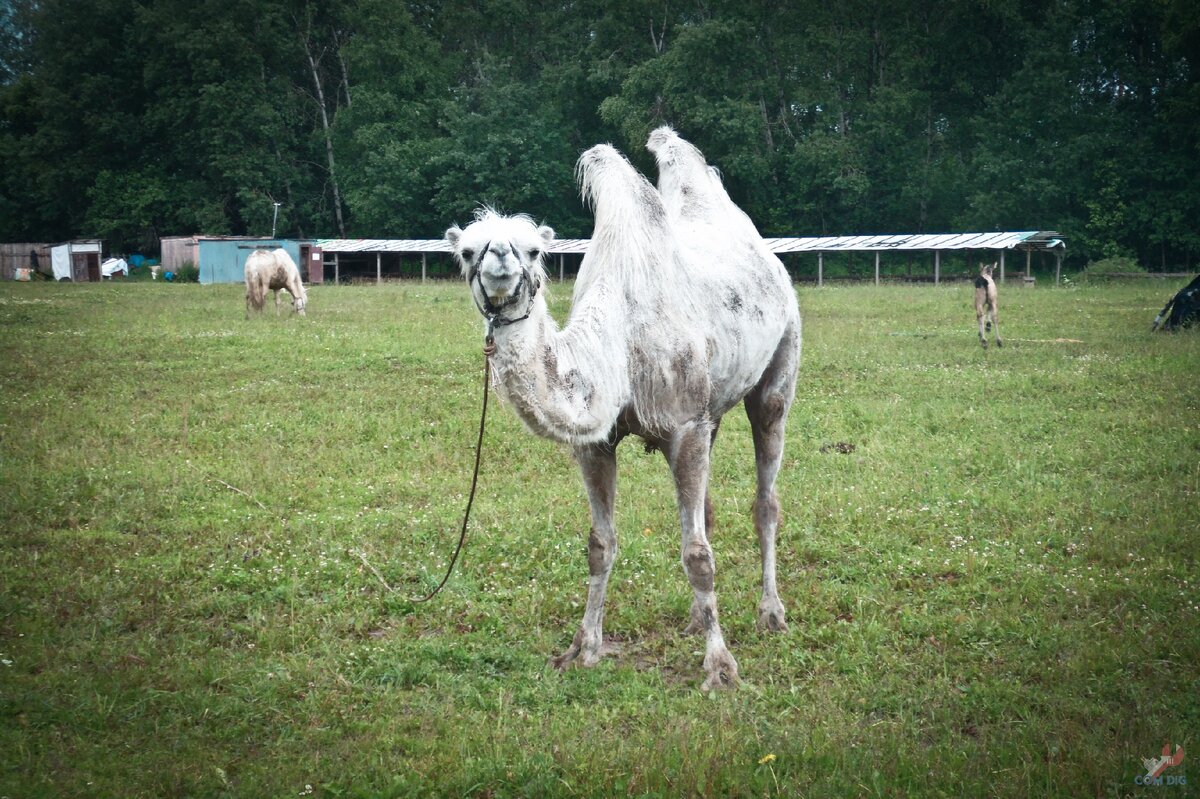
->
244 248 307 318
974 262 1001 348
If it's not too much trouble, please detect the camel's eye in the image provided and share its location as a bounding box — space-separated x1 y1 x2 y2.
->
527 248 541 261
460 248 475 262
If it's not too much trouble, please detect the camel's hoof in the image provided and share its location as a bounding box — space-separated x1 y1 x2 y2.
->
551 648 603 670
551 628 585 671
550 632 618 671
701 651 740 691
550 649 578 671
996 340 1003 348
757 610 789 633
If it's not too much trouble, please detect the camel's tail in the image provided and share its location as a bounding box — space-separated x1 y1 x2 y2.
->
575 144 672 295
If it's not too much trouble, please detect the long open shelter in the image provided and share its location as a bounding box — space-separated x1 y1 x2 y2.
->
315 230 1065 285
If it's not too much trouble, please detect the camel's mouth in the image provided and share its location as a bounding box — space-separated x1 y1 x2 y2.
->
480 271 521 303
471 267 535 324
483 283 512 304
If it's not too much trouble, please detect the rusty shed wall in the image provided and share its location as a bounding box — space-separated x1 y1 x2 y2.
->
0 243 53 280
160 237 198 270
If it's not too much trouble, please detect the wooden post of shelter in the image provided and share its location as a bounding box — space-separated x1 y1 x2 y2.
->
874 251 880 286
376 252 382 285
818 252 824 287
1025 248 1032 284
934 251 940 285
1055 252 1062 285
421 253 427 283
334 253 340 285
1000 250 1006 283
559 254 564 282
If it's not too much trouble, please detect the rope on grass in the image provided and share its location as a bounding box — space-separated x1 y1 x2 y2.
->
408 346 493 603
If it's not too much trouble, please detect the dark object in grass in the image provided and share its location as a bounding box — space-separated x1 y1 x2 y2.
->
1152 274 1200 331
820 441 856 454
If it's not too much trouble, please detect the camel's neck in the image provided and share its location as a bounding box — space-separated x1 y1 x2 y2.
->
487 286 631 446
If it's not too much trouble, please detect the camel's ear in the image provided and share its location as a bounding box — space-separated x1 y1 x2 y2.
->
445 225 462 252
537 225 555 246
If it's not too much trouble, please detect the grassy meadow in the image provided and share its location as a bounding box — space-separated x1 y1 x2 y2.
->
0 277 1197 797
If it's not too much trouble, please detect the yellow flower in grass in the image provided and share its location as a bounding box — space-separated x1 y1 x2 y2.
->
758 753 776 765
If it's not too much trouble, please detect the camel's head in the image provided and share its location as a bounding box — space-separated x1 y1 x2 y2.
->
980 262 997 280
445 208 554 323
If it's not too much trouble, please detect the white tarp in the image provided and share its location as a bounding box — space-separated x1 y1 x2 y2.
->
51 245 72 280
101 257 128 277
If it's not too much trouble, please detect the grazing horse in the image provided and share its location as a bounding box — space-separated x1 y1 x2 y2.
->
244 248 307 318
974 263 1001 348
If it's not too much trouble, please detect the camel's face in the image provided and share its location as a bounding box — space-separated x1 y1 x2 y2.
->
446 212 554 311
980 263 996 281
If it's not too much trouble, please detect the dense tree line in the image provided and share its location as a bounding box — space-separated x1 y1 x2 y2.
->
1 0 1197 269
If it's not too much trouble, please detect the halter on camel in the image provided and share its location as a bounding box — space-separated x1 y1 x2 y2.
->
466 239 540 354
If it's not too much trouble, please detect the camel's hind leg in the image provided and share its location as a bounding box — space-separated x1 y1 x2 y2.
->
670 417 738 691
552 441 621 670
975 294 989 348
704 420 720 534
990 301 1002 347
744 324 799 633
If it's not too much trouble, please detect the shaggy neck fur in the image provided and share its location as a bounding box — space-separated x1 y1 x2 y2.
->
487 284 632 445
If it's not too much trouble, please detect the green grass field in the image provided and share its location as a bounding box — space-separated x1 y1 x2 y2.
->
1 279 1197 797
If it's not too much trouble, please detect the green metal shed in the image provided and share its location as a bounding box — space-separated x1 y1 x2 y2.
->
196 238 301 284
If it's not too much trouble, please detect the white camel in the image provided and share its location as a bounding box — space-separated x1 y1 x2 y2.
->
445 127 801 690
244 248 307 318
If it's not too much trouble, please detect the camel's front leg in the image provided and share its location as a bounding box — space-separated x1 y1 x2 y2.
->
552 442 621 670
273 289 281 316
671 418 739 690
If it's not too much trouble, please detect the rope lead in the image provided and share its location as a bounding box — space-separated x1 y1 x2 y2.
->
410 347 492 603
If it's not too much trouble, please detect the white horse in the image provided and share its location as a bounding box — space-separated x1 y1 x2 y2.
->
244 248 307 318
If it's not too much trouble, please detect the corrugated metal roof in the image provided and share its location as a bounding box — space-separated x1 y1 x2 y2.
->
316 238 452 253
547 239 591 253
315 237 595 254
763 231 1062 253
315 231 1063 255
